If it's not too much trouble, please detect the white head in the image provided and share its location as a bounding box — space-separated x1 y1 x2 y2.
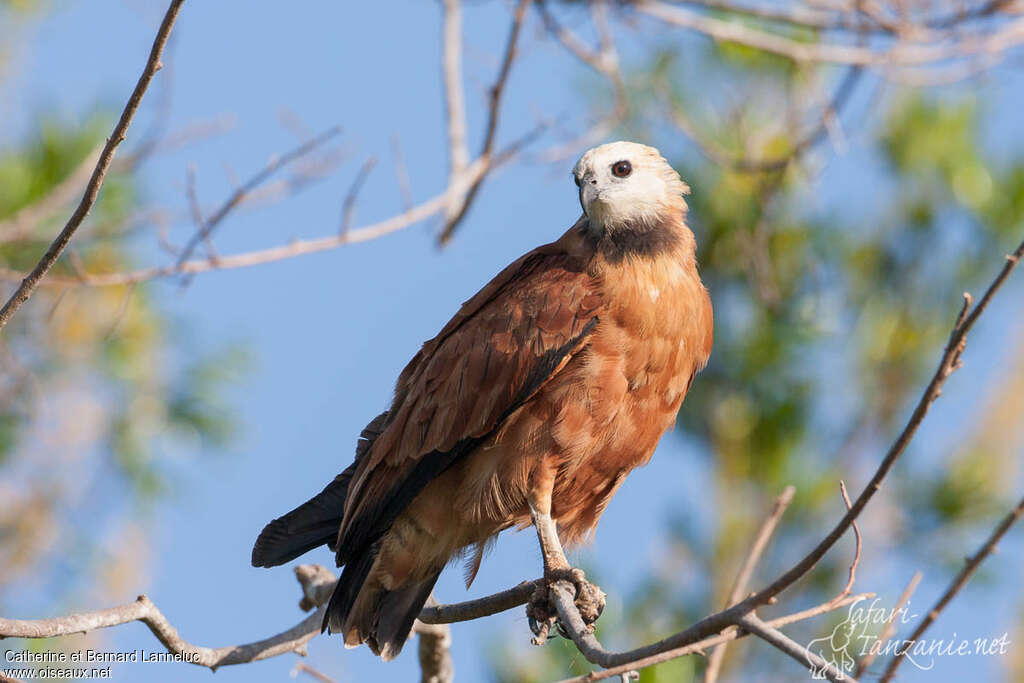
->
573 141 689 233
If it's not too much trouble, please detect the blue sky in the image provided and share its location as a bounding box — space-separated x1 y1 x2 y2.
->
3 1 1023 682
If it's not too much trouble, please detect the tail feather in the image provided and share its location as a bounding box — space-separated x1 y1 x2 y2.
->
251 470 352 568
322 543 379 638
374 573 440 661
252 410 389 568
323 544 440 661
257 408 438 660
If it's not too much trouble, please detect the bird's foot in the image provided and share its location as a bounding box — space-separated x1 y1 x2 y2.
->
527 567 606 644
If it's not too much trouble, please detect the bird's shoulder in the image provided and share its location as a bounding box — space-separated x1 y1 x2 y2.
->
392 223 602 406
336 223 604 554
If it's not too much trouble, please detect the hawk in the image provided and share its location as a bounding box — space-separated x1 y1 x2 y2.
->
252 141 713 659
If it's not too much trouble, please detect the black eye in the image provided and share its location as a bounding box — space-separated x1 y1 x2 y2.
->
573 174 581 187
611 160 632 178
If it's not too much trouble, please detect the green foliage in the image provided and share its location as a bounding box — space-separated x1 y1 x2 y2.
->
0 118 244 606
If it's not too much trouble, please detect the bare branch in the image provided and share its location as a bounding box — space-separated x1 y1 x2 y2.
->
744 233 1024 610
291 661 337 683
438 0 530 245
0 564 336 671
340 157 378 236
174 125 342 274
879 494 1024 682
415 597 454 683
662 66 863 173
0 138 537 288
637 0 1024 69
553 592 874 682
736 613 849 683
837 480 862 600
0 0 185 333
535 0 629 161
678 0 878 33
418 579 543 624
726 486 797 606
441 0 470 226
391 133 414 212
704 485 795 683
854 570 922 678
0 566 538 671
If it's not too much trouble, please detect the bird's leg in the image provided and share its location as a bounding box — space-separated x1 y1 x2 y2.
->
525 461 605 644
528 460 570 575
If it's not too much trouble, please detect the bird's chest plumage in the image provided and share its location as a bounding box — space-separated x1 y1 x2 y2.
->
542 253 711 540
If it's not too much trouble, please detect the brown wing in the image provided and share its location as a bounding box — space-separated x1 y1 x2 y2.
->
335 237 602 561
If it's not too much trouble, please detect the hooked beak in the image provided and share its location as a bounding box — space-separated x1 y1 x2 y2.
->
579 174 599 215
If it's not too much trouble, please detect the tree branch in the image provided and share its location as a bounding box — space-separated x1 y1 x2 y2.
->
854 570 922 678
0 135 538 288
414 596 454 683
418 579 543 624
704 485 794 682
662 65 863 174
0 0 185 333
0 566 539 671
174 125 342 281
339 156 378 236
438 0 530 244
552 591 874 682
0 564 336 671
744 234 1024 610
535 0 629 162
736 613 848 683
637 0 1024 69
441 0 470 227
879 493 1024 682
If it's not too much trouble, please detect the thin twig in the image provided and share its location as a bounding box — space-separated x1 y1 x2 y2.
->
0 0 185 333
535 0 629 161
745 235 1024 610
736 613 850 683
415 595 454 683
704 485 795 683
0 565 337 671
391 133 413 212
637 0 1024 68
291 661 337 683
340 157 378 236
662 66 863 173
438 0 530 244
554 592 874 682
837 480 862 600
174 125 342 278
441 0 470 225
854 570 922 678
0 134 539 288
879 494 1024 682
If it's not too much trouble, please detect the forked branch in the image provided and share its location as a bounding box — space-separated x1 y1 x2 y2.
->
0 0 185 332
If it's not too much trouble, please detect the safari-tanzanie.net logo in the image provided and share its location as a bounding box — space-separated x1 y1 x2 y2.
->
803 596 1011 679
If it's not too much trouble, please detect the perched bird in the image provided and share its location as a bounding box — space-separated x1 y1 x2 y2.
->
252 141 713 660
